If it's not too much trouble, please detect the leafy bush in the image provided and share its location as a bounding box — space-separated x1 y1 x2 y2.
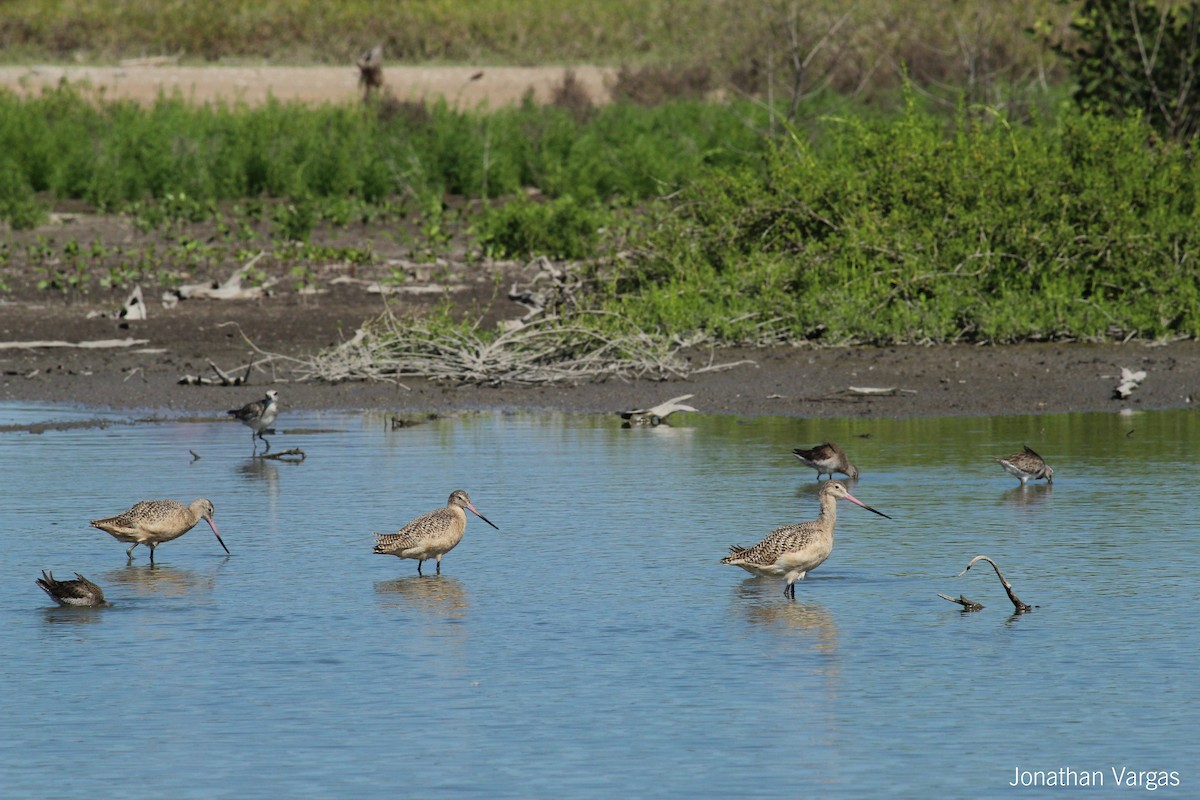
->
1051 0 1200 139
603 100 1200 343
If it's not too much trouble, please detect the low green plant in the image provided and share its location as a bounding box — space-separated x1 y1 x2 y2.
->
476 195 607 260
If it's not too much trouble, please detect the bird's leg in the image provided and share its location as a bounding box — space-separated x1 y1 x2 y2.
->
260 432 271 454
435 557 441 575
149 544 156 564
126 543 137 561
417 560 424 576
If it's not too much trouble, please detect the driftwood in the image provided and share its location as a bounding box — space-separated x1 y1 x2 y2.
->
173 252 275 301
937 593 984 611
178 360 256 386
248 307 754 387
1112 367 1146 399
955 555 1033 614
620 393 698 426
0 338 149 350
257 448 306 462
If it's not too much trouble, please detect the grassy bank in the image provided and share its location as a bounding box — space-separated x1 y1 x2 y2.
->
1 0 1070 104
2 82 1197 345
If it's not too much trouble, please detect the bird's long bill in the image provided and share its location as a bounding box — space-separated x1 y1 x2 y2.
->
467 503 499 530
206 518 231 554
843 492 892 519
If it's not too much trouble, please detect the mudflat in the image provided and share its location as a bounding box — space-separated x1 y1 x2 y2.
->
2 278 1196 419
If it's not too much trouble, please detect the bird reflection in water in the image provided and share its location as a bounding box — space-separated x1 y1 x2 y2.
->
1001 483 1053 508
734 583 839 652
102 562 218 599
374 575 469 619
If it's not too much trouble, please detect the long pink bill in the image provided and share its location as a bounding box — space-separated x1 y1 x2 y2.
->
467 503 499 530
205 518 232 554
842 492 892 519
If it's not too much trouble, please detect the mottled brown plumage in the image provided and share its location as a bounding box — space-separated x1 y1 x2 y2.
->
995 445 1054 485
792 441 859 480
36 570 109 607
373 490 498 575
91 498 228 562
722 480 890 598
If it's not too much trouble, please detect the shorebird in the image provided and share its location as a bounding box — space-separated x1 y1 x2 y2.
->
995 445 1054 485
792 441 859 480
91 499 229 562
228 390 279 453
620 394 698 427
36 570 109 607
373 490 498 576
722 480 890 599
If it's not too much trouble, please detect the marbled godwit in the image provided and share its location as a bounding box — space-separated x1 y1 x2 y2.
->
36 570 108 607
373 490 498 575
228 390 279 453
995 445 1053 485
621 394 698 427
91 499 228 562
722 480 890 599
792 441 859 480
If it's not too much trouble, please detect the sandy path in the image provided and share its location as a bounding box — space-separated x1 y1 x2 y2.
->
0 63 614 107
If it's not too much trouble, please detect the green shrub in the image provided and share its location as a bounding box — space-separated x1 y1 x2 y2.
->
477 196 607 260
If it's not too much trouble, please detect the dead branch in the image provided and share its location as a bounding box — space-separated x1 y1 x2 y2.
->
246 306 752 388
177 360 258 386
937 593 985 611
956 555 1033 614
257 448 306 462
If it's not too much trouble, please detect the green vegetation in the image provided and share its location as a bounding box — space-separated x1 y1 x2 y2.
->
2 1 1199 349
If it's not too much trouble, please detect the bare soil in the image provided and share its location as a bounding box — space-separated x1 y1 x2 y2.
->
3 65 1199 421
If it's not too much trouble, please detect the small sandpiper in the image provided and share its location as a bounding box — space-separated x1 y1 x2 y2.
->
36 570 109 607
995 445 1054 485
792 441 859 481
228 390 279 453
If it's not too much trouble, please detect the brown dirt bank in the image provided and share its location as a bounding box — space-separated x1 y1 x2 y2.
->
2 288 1197 420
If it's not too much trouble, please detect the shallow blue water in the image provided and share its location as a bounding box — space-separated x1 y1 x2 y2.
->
0 403 1196 798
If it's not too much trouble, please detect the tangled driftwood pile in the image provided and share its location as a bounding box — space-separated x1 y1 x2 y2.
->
255 308 750 387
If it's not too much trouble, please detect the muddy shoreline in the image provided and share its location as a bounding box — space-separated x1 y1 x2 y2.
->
2 289 1197 421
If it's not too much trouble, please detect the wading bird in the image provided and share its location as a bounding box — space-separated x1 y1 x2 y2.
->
228 390 279 454
373 490 498 576
91 499 228 562
995 445 1054 485
36 570 109 607
722 480 890 599
792 441 859 481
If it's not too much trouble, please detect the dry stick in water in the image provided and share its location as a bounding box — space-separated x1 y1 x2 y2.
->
955 555 1033 614
937 593 984 611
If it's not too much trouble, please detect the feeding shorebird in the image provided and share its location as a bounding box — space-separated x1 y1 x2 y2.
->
228 390 279 453
620 394 698 427
36 570 109 607
722 480 891 599
373 490 498 576
792 441 859 480
995 445 1054 485
91 499 229 562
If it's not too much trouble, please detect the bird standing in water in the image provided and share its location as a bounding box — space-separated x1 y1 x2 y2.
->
995 445 1054 485
91 498 229 562
229 390 279 454
36 570 109 607
792 442 859 481
722 480 890 599
373 490 498 576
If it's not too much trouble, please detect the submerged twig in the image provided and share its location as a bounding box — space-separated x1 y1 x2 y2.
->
955 555 1033 614
257 448 306 462
937 593 984 611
